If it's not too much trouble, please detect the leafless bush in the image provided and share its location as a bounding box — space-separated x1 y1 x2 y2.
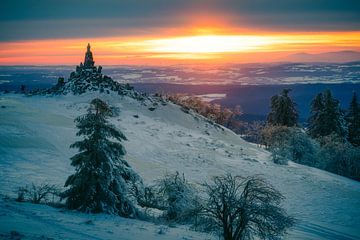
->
139 185 166 210
198 174 294 240
16 183 61 204
16 187 27 202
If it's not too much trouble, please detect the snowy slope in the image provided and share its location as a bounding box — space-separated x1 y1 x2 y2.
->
1 92 360 240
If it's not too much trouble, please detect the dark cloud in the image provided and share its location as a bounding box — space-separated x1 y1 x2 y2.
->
0 0 359 41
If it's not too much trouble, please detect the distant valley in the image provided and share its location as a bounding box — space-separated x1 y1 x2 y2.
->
1 62 359 121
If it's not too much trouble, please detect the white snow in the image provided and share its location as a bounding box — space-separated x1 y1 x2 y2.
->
0 198 213 240
0 92 360 240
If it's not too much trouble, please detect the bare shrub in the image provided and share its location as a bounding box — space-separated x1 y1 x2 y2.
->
16 183 60 204
16 187 27 202
139 185 166 211
198 174 294 240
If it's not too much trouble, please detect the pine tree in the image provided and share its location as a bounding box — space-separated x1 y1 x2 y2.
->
308 90 347 139
267 89 298 127
346 92 360 146
62 98 140 216
308 93 326 138
323 90 347 138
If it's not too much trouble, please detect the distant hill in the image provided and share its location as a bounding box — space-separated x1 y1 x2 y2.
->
283 51 360 63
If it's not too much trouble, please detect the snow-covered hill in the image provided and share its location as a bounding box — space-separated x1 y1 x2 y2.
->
1 91 360 240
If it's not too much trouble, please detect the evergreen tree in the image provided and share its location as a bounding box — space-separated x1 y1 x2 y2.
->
62 98 140 216
308 93 326 138
308 90 347 139
267 89 298 127
346 92 360 146
20 84 26 93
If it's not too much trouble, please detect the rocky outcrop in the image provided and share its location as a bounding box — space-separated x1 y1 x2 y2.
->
38 44 143 99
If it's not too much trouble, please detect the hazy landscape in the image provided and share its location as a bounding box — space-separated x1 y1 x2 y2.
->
1 63 360 120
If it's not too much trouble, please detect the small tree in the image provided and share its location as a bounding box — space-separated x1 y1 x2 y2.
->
141 172 199 223
287 129 319 166
308 90 347 139
267 89 298 127
261 125 292 164
158 172 198 222
346 92 360 146
262 126 319 166
62 98 141 216
318 134 360 180
200 174 294 240
308 93 326 138
322 90 347 138
261 125 290 149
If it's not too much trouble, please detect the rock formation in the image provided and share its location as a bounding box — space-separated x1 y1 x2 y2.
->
42 43 137 96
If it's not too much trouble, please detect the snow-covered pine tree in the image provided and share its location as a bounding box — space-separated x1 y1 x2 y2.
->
308 92 326 138
322 90 347 138
62 98 140 216
308 90 347 139
267 89 298 127
346 92 360 146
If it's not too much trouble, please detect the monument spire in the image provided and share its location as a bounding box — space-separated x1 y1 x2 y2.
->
84 43 95 68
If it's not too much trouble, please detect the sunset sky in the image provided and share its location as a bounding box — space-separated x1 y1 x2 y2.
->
0 0 360 65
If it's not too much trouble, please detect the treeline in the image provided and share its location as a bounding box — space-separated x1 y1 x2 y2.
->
166 93 242 127
163 93 263 139
263 89 360 181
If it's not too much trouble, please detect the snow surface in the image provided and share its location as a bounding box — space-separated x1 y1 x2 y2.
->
1 92 360 240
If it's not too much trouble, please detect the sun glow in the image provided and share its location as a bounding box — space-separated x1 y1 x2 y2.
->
125 32 360 60
0 31 360 65
143 35 280 53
